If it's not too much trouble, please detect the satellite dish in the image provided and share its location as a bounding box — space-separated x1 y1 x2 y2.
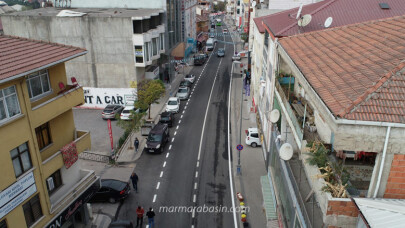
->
298 14 312 27
279 143 293 161
296 4 303 20
269 109 280 123
252 1 256 7
324 17 333 28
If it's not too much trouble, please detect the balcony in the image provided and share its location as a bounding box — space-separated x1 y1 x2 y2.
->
42 130 91 177
31 85 84 127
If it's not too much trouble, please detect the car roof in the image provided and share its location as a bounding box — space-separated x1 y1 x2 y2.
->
161 112 172 117
105 104 120 109
168 97 178 101
150 123 168 134
123 106 135 111
248 128 258 133
101 179 127 191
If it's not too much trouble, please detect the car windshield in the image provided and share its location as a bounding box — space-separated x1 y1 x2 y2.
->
186 75 193 78
122 110 130 114
148 133 162 142
178 88 188 93
161 116 170 121
219 49 224 53
168 100 178 105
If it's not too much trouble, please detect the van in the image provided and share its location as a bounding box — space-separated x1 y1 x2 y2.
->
245 128 261 147
144 123 170 153
206 38 214 51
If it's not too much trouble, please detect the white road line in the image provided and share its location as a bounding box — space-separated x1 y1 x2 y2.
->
169 145 172 150
171 138 174 142
153 194 157 203
163 161 166 167
184 105 187 110
193 194 196 203
195 171 198 178
180 115 183 119
179 120 182 124
182 110 185 114
192 210 195 218
160 171 163 178
166 153 170 158
174 131 177 136
194 182 198 189
186 101 189 105
196 161 199 167
176 126 179 130
189 95 192 99
156 182 160 190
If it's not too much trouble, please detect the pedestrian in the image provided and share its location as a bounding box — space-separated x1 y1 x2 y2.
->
130 172 138 193
146 208 155 228
134 137 139 152
136 206 144 227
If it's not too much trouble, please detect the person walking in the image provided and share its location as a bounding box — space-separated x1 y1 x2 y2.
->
136 206 144 227
134 137 139 152
146 208 155 228
130 172 138 193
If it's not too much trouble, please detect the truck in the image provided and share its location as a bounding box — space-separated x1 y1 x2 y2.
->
206 38 214 51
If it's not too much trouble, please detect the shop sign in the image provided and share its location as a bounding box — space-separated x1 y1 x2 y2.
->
45 182 99 228
82 87 137 109
0 172 36 219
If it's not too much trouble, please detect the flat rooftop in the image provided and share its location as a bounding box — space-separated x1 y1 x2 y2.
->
4 7 164 19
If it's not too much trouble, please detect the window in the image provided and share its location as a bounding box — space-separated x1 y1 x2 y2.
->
0 85 21 122
160 34 164 51
26 70 51 100
145 42 150 62
133 20 143 34
35 122 52 150
152 38 158 56
135 45 143 63
47 170 62 195
10 142 32 178
23 194 43 227
237 9 240 14
0 219 7 228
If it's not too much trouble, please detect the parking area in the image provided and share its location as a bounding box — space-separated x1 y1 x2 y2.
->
73 109 125 154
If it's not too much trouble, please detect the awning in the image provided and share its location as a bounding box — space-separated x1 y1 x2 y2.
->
171 42 186 60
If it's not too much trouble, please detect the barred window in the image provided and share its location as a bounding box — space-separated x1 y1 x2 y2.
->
26 70 51 100
0 85 21 122
23 194 43 227
10 142 32 178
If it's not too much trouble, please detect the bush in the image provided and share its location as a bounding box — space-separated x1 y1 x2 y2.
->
306 141 329 170
118 129 131 149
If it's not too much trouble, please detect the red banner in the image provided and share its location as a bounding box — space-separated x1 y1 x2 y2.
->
107 119 113 151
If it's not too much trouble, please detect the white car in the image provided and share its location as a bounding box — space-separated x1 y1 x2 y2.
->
223 29 228 34
184 74 195 84
165 97 180 113
120 106 136 120
245 128 261 147
176 87 190 100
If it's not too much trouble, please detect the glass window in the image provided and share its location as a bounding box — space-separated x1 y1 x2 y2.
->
145 42 150 62
0 85 21 122
26 70 51 100
0 219 7 228
35 122 52 150
160 34 164 50
10 142 32 178
152 38 158 56
47 170 63 195
23 194 43 227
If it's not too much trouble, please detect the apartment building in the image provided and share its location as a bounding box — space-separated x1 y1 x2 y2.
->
0 36 97 228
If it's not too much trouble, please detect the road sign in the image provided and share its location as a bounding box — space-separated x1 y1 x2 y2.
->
236 144 243 151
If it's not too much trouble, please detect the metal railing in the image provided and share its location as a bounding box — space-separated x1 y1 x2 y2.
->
79 151 110 163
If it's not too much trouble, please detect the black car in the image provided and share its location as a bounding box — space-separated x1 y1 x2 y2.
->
90 179 130 203
193 54 207 66
179 80 192 88
109 220 134 228
159 112 175 127
144 123 170 153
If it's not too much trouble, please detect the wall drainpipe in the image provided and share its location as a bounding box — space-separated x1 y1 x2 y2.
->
373 126 391 198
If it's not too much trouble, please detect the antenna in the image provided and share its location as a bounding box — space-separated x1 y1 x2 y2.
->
298 14 312 27
324 17 333 28
296 4 303 20
269 109 280 123
279 143 294 161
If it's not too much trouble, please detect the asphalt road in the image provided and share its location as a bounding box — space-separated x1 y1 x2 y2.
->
117 17 237 228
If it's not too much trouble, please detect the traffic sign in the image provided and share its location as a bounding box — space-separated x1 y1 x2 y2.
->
236 144 243 151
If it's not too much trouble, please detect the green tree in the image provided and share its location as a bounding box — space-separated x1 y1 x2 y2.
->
137 79 166 119
214 2 226 12
116 111 146 149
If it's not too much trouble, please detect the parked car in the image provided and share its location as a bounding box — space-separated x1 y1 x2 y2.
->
176 87 190 100
102 105 124 120
159 112 175 127
120 106 136 120
194 54 207 66
232 54 241 61
144 123 170 153
223 29 228 34
217 48 225 57
184 74 196 83
245 128 261 147
90 179 130 203
179 80 192 88
109 220 134 228
165 97 180 113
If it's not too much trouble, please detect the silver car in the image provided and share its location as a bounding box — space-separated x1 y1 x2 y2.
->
217 48 225 57
176 87 190 100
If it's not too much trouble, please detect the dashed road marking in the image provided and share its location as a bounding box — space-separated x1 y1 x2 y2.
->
160 171 164 178
156 182 160 190
193 194 196 203
166 153 170 158
163 161 166 167
194 182 197 189
179 120 182 124
195 171 198 178
153 194 157 203
181 115 183 119
182 110 185 114
169 145 172 150
176 126 179 130
174 131 177 136
196 161 199 167
171 138 174 142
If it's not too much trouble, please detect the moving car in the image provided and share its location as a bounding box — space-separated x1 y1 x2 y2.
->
176 87 190 100
232 54 241 61
245 128 261 147
165 97 180 113
216 22 222 26
217 48 225 57
144 123 170 153
159 112 175 127
206 38 214 51
102 105 124 120
179 80 192 88
193 54 207 66
90 179 130 203
184 74 196 83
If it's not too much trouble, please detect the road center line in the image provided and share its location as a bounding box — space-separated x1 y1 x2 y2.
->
179 120 182 124
171 138 174 142
182 110 185 114
195 171 198 178
174 131 177 136
163 161 166 167
153 194 157 203
196 161 199 167
169 145 172 150
166 153 169 158
176 126 179 130
160 171 163 178
156 182 160 190
180 115 183 119
194 182 197 189
193 194 196 203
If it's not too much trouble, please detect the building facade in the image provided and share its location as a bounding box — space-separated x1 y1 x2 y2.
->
0 36 97 228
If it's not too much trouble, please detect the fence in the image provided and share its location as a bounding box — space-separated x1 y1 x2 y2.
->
79 151 110 163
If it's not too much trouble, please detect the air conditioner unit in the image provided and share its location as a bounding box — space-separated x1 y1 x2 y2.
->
47 177 55 191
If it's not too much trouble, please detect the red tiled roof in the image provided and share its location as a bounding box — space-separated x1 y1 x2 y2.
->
253 17 265 33
0 35 87 82
279 16 405 123
258 0 405 37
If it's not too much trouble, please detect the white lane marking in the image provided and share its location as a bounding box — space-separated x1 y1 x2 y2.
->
174 131 177 136
160 171 163 178
192 210 195 218
180 115 183 119
193 194 196 203
163 161 166 167
194 182 198 189
179 120 182 124
191 92 193 95
166 153 170 158
153 194 157 203
182 110 185 114
187 101 189 105
169 145 172 150
156 182 160 190
176 126 179 130
171 138 174 142
196 161 199 167
227 30 239 228
189 95 192 99
184 105 187 110
195 171 198 178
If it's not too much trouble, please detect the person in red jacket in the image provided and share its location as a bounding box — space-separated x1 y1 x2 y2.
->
136 206 144 227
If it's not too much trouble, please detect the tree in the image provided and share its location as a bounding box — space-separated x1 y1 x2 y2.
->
116 111 146 149
136 79 166 119
214 2 226 12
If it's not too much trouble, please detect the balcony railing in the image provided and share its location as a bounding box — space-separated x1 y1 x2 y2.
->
31 86 84 127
